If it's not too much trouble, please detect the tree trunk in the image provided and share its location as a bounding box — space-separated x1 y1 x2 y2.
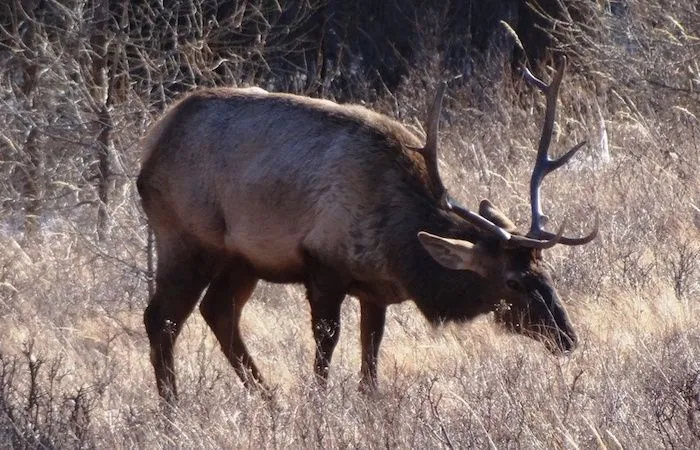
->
18 0 42 236
90 0 113 241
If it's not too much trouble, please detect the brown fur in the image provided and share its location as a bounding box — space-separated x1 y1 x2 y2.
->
137 87 577 401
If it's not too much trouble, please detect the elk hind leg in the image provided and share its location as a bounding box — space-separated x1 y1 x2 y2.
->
144 237 214 404
198 259 265 390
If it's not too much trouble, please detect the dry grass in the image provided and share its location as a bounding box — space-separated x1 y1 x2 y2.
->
1 1 700 448
1 264 699 448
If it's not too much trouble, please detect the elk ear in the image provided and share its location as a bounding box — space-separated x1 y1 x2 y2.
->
417 232 487 276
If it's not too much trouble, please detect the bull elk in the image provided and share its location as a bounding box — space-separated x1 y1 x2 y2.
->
137 57 597 402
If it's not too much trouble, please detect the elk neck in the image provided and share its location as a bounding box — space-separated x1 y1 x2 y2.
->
382 190 497 324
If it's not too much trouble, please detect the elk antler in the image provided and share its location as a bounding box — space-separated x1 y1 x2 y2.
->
520 56 598 246
412 77 598 249
411 83 512 241
413 84 538 243
417 82 448 206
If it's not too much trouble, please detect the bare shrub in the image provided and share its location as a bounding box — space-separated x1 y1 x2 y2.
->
0 0 698 448
0 342 100 448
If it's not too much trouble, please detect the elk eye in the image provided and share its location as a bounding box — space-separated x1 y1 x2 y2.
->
506 279 522 291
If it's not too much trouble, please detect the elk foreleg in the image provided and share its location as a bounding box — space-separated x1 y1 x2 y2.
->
304 257 349 386
359 299 386 391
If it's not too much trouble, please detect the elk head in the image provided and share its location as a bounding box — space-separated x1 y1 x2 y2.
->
414 57 597 354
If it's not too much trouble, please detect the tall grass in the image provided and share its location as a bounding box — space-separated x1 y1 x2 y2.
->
1 0 699 448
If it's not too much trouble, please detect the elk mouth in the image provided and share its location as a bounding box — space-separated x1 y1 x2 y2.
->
529 324 578 355
494 299 578 354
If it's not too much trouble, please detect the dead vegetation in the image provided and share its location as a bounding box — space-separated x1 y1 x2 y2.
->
0 0 699 448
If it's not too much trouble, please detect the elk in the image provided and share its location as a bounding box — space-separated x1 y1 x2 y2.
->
137 57 597 402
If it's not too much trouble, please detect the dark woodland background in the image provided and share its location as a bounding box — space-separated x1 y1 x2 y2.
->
1 0 636 240
1 2 699 448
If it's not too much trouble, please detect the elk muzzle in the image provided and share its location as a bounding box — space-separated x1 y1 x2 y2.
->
495 286 578 354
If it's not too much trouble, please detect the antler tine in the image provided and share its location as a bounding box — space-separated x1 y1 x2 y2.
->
424 82 446 156
521 67 549 92
530 214 599 246
445 196 512 241
523 56 593 245
510 218 567 249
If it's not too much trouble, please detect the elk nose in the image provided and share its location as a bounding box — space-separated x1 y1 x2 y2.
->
544 328 577 355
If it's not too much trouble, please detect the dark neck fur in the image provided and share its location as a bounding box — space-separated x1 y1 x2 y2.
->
385 196 495 323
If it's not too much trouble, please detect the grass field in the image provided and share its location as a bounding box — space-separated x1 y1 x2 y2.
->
1 1 699 448
1 240 698 448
